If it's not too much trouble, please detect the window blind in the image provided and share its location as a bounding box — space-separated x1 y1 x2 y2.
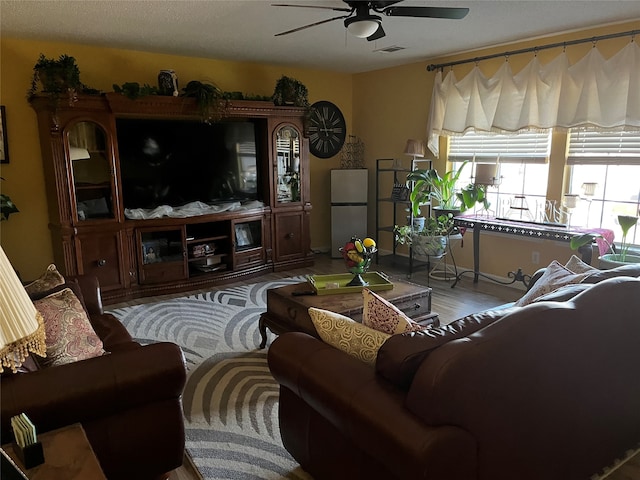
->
448 131 551 164
567 130 640 165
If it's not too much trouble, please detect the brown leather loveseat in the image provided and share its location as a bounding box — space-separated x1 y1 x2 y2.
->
1 275 187 480
268 275 640 480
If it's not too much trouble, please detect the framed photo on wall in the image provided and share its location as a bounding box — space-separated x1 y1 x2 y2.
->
0 106 9 164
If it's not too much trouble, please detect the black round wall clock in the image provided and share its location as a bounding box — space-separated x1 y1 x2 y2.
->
308 101 347 158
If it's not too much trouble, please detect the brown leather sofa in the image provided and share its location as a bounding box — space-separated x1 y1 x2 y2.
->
1 275 187 480
268 275 640 480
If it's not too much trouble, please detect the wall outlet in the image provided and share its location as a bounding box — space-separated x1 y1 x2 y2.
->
531 251 540 265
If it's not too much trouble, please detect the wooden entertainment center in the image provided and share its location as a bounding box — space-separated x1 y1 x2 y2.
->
31 94 313 303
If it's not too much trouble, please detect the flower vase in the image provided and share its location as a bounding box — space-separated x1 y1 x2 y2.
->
346 272 367 287
339 236 377 287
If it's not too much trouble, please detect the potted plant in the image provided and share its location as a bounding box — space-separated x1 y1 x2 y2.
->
570 215 640 267
407 161 489 218
394 212 454 258
28 54 82 106
0 177 19 221
272 76 309 107
181 80 225 123
112 82 159 100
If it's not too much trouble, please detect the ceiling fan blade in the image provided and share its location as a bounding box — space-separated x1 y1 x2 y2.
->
275 15 350 37
369 1 403 9
272 3 352 13
383 6 469 19
367 24 386 42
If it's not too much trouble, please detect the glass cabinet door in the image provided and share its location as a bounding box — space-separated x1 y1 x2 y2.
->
68 121 115 221
275 125 300 204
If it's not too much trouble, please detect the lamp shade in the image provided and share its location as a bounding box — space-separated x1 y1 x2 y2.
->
344 15 380 38
0 246 46 372
69 146 91 161
474 163 500 185
403 139 425 158
582 182 597 196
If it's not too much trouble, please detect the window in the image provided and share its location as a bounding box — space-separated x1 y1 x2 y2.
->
567 130 640 245
448 131 551 221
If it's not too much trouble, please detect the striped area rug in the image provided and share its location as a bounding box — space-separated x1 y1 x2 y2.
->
108 277 312 480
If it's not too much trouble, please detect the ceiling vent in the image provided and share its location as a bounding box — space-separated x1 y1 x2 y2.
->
373 45 405 53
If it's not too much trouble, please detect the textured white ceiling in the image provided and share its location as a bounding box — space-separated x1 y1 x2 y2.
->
1 0 639 73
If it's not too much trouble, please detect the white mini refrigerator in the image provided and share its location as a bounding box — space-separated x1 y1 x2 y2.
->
331 169 368 258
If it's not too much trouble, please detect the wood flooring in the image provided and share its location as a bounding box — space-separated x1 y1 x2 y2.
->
114 253 638 480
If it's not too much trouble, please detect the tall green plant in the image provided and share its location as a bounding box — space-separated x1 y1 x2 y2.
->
407 161 468 217
617 215 639 261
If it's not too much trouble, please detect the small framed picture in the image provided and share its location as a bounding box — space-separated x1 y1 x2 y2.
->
142 240 163 264
235 224 253 247
391 183 410 201
0 106 9 164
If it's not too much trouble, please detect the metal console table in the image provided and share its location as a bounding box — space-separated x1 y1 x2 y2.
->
452 215 600 288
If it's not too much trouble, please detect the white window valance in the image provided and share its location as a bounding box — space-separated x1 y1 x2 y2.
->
427 41 640 157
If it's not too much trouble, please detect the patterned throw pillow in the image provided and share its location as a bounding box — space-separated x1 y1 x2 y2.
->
564 255 598 274
362 288 428 335
34 288 105 367
515 260 590 307
309 307 390 366
24 264 65 296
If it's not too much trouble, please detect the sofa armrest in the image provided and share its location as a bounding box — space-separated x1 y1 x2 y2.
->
89 313 135 350
1 342 186 443
268 332 477 479
527 268 547 290
72 275 104 316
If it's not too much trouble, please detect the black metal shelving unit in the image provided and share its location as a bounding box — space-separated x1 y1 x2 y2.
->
375 157 432 272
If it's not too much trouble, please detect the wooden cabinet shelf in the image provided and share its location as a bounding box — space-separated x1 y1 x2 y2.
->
186 235 228 244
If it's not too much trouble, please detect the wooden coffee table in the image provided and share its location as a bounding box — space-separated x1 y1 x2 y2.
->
259 277 439 348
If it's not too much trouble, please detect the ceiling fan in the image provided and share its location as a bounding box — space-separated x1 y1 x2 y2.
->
273 1 469 41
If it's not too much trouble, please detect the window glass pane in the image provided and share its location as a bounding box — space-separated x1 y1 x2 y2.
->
568 164 640 244
566 129 640 246
449 131 551 221
452 161 549 220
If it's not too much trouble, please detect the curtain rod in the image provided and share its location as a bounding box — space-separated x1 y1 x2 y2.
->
426 29 637 72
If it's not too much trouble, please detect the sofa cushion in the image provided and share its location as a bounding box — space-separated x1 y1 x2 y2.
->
531 283 592 303
309 307 390 366
362 288 428 335
34 288 105 367
515 260 590 307
376 307 517 389
24 264 65 296
581 263 640 283
565 254 598 274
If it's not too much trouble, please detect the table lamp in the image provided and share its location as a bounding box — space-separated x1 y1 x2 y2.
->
0 246 46 373
403 139 425 161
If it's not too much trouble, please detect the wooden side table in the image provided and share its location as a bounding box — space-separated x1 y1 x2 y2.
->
2 423 106 480
259 278 439 348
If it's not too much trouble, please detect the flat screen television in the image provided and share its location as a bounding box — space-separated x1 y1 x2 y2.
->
116 117 262 210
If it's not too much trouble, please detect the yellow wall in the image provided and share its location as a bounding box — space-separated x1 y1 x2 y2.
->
2 19 639 280
0 37 351 278
354 20 640 280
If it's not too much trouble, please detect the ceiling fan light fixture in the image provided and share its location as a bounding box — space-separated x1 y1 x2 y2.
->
344 14 381 38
